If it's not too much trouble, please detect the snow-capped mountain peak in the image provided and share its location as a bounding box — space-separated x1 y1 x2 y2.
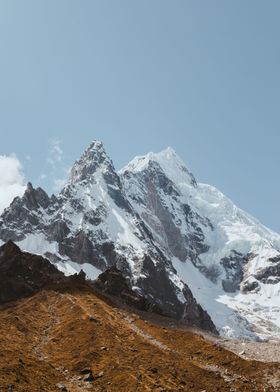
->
1 141 280 341
120 147 197 187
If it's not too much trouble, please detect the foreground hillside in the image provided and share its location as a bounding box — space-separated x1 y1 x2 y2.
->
1 286 280 391
0 239 279 391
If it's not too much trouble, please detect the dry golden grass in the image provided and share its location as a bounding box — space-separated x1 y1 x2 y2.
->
0 288 279 391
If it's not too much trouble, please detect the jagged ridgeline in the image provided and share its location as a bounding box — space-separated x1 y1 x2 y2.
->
1 141 280 339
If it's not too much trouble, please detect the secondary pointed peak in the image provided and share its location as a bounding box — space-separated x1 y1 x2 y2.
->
159 146 177 156
120 147 197 187
26 181 34 191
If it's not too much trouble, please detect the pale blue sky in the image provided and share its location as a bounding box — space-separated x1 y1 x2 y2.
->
0 1 280 231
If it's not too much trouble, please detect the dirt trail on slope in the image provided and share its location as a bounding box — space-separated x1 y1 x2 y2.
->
123 315 173 352
117 313 280 391
0 289 279 391
33 293 61 361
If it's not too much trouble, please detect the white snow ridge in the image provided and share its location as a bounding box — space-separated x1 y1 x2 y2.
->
1 140 280 341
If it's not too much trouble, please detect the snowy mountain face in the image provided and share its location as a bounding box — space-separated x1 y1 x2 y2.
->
120 148 280 339
1 141 280 340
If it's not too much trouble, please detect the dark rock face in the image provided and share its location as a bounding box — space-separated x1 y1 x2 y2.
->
0 241 66 304
268 255 280 263
93 265 163 315
22 182 51 210
240 253 280 292
0 183 54 242
220 251 245 292
0 225 24 242
254 255 280 284
241 279 260 293
136 255 185 319
59 231 96 264
254 262 280 284
47 220 70 242
182 285 218 335
135 255 217 334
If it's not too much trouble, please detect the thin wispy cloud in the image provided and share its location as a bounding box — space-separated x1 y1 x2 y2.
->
47 139 64 169
0 155 26 213
39 173 47 180
46 138 69 192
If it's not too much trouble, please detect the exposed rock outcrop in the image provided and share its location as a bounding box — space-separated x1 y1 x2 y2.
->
93 265 163 315
0 241 66 304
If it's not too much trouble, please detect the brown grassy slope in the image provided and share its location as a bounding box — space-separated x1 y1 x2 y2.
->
0 289 279 392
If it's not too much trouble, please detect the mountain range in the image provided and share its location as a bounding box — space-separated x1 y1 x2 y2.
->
1 140 280 340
